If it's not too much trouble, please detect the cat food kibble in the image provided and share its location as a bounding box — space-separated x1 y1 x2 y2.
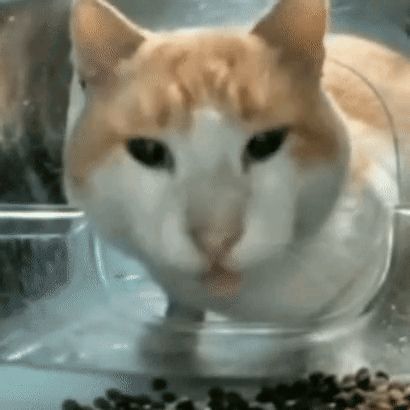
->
162 392 178 403
93 397 112 410
62 399 83 410
208 387 225 402
62 370 410 409
152 378 168 391
105 389 123 402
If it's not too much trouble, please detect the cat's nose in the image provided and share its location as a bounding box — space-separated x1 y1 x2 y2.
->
189 224 243 260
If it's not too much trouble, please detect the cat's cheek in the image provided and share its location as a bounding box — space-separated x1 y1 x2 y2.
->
71 154 147 254
231 155 298 270
231 212 294 270
84 154 203 275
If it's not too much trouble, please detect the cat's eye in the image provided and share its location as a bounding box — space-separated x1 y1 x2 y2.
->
245 127 289 163
126 138 174 170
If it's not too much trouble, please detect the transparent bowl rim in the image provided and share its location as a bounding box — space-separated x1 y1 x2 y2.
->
0 203 406 335
1 202 409 214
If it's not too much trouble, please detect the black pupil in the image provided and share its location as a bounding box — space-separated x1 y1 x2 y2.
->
246 127 289 162
126 138 172 170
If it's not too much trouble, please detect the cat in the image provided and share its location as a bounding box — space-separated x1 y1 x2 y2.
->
64 0 410 324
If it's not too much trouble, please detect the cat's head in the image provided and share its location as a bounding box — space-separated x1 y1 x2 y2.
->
64 0 349 297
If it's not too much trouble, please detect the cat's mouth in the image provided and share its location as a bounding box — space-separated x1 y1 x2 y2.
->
201 264 241 298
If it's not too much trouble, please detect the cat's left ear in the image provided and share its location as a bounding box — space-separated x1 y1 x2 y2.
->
251 0 329 76
71 0 147 84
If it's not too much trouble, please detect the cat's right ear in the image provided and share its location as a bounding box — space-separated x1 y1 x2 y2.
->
252 0 329 77
70 0 146 84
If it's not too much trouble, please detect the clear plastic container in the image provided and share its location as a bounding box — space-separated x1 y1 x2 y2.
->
0 0 409 384
0 202 408 379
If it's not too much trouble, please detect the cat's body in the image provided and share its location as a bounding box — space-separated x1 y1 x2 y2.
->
64 0 410 323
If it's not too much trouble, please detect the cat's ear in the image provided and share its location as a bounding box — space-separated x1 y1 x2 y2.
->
252 0 328 75
70 0 146 84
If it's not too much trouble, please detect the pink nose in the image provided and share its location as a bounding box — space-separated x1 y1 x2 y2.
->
190 225 242 260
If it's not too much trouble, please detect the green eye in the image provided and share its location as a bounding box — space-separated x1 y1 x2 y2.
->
126 138 174 171
245 127 289 163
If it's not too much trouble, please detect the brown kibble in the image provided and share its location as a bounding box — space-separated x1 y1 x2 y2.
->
368 391 390 402
394 402 409 410
368 395 390 406
375 371 390 381
342 374 356 384
374 402 393 410
390 382 406 391
354 388 369 396
356 368 372 391
64 370 410 410
375 383 390 393
341 379 357 392
350 391 366 406
403 386 410 401
335 391 352 403
390 388 405 403
373 377 386 388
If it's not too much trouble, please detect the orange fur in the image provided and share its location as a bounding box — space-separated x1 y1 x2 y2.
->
324 35 410 185
68 31 342 183
324 35 410 132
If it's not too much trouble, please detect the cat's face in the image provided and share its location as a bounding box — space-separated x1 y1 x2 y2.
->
64 0 349 297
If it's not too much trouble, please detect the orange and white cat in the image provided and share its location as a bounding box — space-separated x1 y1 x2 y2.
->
64 0 410 323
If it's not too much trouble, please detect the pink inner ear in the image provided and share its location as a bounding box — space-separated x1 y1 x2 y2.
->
71 0 145 81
